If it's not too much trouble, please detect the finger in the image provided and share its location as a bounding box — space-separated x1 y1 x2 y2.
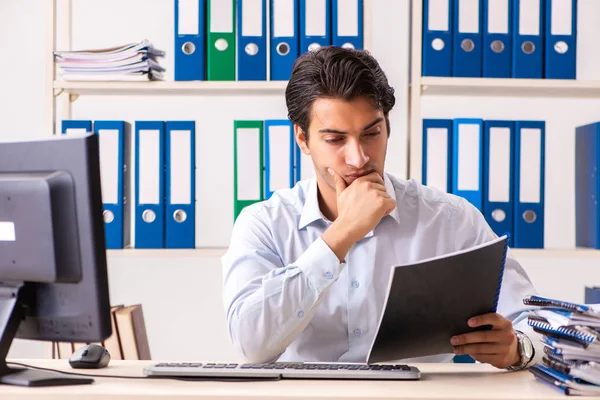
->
355 171 385 186
328 168 347 197
451 329 514 346
454 343 510 356
368 182 388 194
381 198 396 216
468 313 512 330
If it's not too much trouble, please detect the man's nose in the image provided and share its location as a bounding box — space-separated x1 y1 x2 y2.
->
345 140 369 169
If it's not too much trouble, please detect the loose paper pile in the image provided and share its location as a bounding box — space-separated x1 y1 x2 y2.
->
54 39 165 81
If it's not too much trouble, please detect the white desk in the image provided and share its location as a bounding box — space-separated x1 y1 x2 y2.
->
0 359 592 400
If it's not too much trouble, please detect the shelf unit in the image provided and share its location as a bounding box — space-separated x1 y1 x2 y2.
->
104 247 600 259
408 1 600 183
419 77 600 98
44 0 596 257
46 0 375 135
407 0 600 256
53 80 288 97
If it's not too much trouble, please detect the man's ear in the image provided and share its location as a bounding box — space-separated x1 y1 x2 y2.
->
294 125 310 155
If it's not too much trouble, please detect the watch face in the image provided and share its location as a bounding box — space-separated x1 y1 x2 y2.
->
522 336 534 358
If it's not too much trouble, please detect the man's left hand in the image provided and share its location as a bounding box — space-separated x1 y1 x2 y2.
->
450 312 520 369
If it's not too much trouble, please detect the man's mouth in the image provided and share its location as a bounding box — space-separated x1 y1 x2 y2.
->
345 170 374 180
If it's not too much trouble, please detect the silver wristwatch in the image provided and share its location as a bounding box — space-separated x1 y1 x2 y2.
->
507 330 534 371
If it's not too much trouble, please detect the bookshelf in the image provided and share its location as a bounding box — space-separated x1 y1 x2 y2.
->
104 247 600 260
46 0 375 130
407 0 600 184
53 80 289 97
106 248 227 258
419 77 600 98
44 0 597 256
407 0 600 256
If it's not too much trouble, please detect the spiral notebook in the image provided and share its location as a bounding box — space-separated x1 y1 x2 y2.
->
530 363 600 396
528 316 600 344
367 235 509 363
524 295 600 318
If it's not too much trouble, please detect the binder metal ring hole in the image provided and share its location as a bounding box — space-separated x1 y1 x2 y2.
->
491 40 504 53
554 41 568 54
142 210 156 224
461 39 474 52
245 43 259 56
173 210 187 223
522 210 537 224
276 42 290 56
491 209 506 223
522 41 535 54
342 42 355 49
182 42 196 55
103 210 114 224
308 43 321 52
431 38 445 51
215 38 229 52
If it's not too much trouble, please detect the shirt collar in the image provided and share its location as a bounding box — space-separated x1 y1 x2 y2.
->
298 173 400 231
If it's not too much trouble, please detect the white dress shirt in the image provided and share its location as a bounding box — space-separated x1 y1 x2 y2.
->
222 173 543 365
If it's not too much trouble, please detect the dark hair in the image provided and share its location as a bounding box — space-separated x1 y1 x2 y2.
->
285 46 396 141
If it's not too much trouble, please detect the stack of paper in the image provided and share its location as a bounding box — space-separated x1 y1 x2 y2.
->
54 39 165 81
524 295 600 396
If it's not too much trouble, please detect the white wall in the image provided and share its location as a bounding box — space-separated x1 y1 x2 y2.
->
3 0 599 361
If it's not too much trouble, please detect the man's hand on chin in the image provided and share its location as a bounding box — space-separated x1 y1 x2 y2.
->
450 312 521 369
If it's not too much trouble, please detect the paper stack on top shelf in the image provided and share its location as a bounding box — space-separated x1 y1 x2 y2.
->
54 39 165 82
524 295 600 396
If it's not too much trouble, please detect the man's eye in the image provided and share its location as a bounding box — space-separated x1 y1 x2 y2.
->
365 131 381 138
325 137 344 143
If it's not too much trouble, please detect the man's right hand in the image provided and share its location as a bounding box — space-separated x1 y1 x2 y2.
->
321 169 396 262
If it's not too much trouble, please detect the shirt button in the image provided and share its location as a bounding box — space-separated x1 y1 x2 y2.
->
325 272 333 280
298 311 304 318
354 328 362 337
352 281 360 288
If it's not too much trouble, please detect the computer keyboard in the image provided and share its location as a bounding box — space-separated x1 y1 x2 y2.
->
143 362 421 380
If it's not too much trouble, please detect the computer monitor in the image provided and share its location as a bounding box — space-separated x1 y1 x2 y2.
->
0 133 112 387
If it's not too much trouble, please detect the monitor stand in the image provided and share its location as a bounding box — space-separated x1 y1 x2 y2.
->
0 283 93 386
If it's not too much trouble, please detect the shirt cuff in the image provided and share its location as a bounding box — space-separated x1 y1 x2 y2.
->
295 237 346 294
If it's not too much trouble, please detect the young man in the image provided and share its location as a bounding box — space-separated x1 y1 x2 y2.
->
222 46 541 370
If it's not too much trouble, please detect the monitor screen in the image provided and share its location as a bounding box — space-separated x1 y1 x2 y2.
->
0 133 112 387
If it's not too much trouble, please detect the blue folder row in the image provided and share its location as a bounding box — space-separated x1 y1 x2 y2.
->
422 0 577 79
233 118 315 220
174 0 364 82
422 118 545 248
62 120 196 250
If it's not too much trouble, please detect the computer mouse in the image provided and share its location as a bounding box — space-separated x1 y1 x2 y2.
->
69 343 111 369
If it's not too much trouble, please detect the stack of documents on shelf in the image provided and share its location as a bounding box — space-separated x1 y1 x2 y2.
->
524 295 600 396
54 39 165 81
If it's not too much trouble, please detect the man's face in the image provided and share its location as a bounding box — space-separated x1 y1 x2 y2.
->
295 96 388 189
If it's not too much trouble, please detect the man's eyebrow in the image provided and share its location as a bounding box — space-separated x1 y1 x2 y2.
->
363 117 384 131
318 118 384 134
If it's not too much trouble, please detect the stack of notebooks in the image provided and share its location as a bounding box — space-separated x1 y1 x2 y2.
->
524 295 600 396
54 39 165 82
